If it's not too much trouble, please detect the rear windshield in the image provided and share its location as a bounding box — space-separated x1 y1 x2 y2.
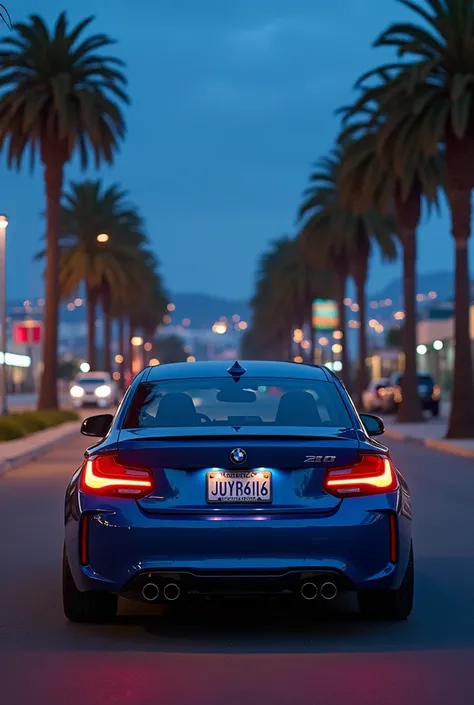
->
395 374 433 385
123 377 352 429
76 377 108 385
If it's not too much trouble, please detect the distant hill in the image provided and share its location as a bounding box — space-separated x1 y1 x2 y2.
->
8 271 460 330
369 271 454 304
169 293 251 328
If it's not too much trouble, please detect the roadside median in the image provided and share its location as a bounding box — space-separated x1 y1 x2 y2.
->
0 410 81 475
383 419 474 459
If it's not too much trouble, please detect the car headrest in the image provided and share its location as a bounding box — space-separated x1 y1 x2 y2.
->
154 392 198 427
275 390 322 426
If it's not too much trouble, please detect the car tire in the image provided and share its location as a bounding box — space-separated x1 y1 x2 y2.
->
62 547 118 623
357 544 414 621
431 401 440 417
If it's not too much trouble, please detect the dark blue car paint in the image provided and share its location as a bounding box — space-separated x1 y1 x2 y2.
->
64 361 412 597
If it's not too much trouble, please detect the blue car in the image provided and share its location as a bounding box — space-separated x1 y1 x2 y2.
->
63 360 414 623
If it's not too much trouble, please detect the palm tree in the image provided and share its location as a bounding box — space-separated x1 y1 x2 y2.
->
250 237 334 362
355 0 474 436
53 180 146 370
0 5 10 28
298 146 396 398
338 98 442 421
120 250 168 375
0 14 128 408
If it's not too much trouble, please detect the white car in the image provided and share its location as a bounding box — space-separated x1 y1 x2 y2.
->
69 372 119 408
361 378 391 413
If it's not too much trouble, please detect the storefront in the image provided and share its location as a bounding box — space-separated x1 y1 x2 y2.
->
416 305 474 392
1 351 32 392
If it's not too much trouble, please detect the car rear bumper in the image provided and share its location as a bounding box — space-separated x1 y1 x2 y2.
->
66 491 412 597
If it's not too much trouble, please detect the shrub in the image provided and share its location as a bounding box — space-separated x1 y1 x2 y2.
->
0 418 28 441
0 409 79 442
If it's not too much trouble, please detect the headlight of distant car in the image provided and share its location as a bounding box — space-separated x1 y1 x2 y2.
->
95 385 111 398
70 386 85 398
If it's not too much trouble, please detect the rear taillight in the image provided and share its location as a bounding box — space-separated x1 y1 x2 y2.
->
433 384 441 399
324 455 398 497
80 455 154 499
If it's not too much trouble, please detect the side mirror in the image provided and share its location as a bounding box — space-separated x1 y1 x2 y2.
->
360 413 385 437
81 414 114 438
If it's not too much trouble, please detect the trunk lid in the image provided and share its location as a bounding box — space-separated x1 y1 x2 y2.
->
117 427 360 514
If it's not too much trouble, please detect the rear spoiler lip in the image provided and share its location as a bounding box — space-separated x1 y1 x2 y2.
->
117 426 358 442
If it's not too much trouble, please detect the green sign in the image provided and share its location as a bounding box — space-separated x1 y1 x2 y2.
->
312 299 338 331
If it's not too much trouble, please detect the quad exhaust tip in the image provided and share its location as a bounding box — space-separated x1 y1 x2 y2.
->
300 582 318 600
142 582 160 602
320 581 338 600
163 582 181 601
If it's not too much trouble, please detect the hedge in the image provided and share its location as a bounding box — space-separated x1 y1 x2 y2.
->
0 410 79 441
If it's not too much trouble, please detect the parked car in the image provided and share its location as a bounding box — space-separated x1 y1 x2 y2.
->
384 372 440 417
69 371 119 408
362 378 391 412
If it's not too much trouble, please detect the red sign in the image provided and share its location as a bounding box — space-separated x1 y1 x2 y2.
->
13 321 42 345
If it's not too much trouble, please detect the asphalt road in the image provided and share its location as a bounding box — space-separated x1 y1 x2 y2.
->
1 434 474 705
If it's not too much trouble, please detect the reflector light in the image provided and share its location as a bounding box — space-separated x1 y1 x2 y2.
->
324 455 398 497
80 455 153 499
389 514 398 563
80 515 88 565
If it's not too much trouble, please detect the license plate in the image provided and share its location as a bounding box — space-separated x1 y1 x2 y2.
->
207 471 272 503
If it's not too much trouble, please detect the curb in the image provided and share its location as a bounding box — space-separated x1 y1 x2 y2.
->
384 428 474 459
0 421 81 476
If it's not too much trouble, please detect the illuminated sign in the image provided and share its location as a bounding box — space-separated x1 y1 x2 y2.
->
0 352 31 368
13 320 42 345
312 299 338 331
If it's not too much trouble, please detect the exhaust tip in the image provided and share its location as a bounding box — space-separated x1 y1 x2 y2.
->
320 581 337 600
142 582 160 602
163 582 180 601
300 581 318 601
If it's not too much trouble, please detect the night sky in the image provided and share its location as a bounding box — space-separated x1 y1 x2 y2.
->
0 0 461 301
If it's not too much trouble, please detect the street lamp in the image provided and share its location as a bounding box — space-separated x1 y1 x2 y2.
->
0 215 8 415
97 233 109 243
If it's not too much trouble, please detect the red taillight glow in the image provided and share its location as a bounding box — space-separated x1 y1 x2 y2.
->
324 455 398 497
80 455 153 499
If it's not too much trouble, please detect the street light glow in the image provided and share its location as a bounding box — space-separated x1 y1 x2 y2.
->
417 344 427 355
80 362 90 373
212 322 227 334
433 340 444 351
131 336 144 346
97 233 109 243
115 354 124 363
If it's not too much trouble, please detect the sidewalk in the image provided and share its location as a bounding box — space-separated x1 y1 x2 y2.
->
382 403 474 459
0 420 81 475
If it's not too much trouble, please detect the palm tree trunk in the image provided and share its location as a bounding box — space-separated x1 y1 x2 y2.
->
118 316 125 390
86 285 97 371
129 316 135 380
102 288 111 373
334 256 351 390
353 253 369 408
38 158 63 410
446 188 474 437
397 231 423 422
